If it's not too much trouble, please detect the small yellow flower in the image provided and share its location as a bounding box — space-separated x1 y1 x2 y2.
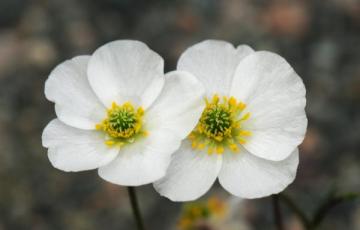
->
177 196 228 230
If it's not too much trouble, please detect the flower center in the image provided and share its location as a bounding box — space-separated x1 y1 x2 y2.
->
201 104 232 140
188 94 251 155
96 102 147 147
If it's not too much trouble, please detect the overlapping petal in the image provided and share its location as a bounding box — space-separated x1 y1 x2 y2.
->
98 129 179 186
42 119 119 172
236 44 255 61
230 51 307 161
154 141 222 201
146 71 205 139
43 38 306 201
218 148 299 199
45 56 106 130
177 40 253 96
87 40 164 108
98 70 205 186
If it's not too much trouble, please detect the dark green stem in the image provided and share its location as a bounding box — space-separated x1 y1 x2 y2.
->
272 194 284 230
127 187 145 230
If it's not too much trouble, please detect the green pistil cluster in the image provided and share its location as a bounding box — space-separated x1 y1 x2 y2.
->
188 94 252 155
203 106 232 138
108 106 137 133
96 102 147 147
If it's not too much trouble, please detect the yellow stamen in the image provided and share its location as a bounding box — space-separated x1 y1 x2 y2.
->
142 131 149 137
96 101 147 147
229 144 239 152
216 146 224 154
188 94 252 155
197 143 205 150
238 102 246 110
212 94 220 104
207 147 214 155
191 141 198 149
239 130 252 136
229 97 237 106
241 112 250 121
105 140 115 146
238 138 246 145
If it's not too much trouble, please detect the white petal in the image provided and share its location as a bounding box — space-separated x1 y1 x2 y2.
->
87 40 164 108
146 71 205 139
42 119 119 172
98 129 180 186
154 141 222 201
219 148 299 199
45 56 106 129
178 40 239 95
230 51 307 161
98 71 205 186
236 44 255 60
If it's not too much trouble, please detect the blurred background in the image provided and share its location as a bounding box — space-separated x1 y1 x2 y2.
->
0 0 359 229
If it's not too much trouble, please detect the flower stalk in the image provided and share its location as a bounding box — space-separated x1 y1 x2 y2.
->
272 194 284 230
128 187 145 230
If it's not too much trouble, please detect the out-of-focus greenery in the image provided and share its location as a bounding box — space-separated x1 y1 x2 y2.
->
0 0 359 229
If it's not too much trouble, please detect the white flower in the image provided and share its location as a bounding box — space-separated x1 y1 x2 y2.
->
154 40 307 201
42 40 205 186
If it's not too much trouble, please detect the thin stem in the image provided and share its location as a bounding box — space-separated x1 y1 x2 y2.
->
311 192 359 229
279 193 312 229
272 194 284 230
127 187 145 230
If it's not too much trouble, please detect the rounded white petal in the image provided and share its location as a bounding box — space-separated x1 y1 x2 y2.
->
45 56 106 129
146 71 205 139
230 51 307 161
219 148 299 199
236 44 255 60
178 40 240 95
87 40 164 108
98 129 180 186
154 141 222 201
42 119 119 172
